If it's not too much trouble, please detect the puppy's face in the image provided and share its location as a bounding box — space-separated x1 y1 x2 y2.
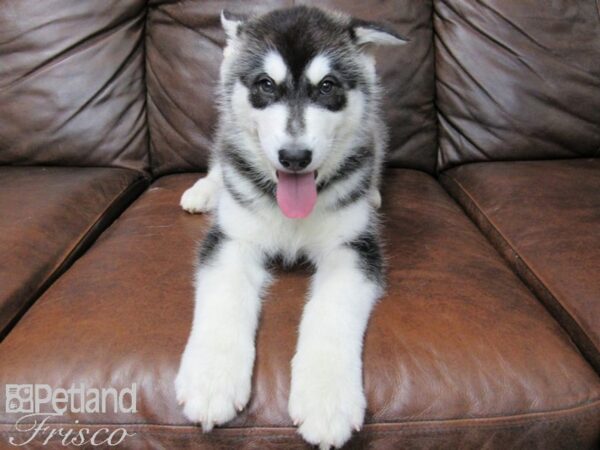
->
234 49 366 178
221 7 405 217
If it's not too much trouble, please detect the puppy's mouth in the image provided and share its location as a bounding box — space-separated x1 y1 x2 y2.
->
275 170 318 219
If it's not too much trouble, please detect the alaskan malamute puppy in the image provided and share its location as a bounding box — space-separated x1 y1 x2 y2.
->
175 6 405 449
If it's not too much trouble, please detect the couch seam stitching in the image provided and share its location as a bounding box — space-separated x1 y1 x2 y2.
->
1 398 598 430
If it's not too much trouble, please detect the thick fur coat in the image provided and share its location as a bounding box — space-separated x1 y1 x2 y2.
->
175 6 406 449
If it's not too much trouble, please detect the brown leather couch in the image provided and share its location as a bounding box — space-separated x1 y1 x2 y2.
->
1 1 599 448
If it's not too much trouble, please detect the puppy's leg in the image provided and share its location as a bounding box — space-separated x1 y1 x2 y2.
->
175 228 269 431
289 236 383 449
180 162 223 213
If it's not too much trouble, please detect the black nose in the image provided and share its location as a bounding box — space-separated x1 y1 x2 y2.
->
278 149 312 171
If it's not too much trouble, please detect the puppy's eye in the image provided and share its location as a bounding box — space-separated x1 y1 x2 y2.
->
257 77 276 94
318 78 337 95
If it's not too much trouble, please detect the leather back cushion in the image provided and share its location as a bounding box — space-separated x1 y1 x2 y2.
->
435 0 600 171
146 0 437 176
0 0 148 172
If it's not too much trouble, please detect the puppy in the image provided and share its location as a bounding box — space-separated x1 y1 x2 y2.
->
175 6 406 449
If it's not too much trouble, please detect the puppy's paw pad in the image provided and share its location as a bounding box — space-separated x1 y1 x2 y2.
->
180 178 219 213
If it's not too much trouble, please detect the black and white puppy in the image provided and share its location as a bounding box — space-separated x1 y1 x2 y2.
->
175 6 406 449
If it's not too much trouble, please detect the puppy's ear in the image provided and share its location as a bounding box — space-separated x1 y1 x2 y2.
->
351 19 408 48
221 10 248 41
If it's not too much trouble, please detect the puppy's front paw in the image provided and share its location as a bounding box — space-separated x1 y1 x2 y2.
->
180 178 219 214
288 349 366 449
175 339 253 431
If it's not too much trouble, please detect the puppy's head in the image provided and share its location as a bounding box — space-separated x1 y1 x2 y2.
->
219 6 406 218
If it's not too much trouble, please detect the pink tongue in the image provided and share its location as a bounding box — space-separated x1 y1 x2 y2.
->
276 171 317 219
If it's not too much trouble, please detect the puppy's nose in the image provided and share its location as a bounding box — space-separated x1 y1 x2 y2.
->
278 149 312 171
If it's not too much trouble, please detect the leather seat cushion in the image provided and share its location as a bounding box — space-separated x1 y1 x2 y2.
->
1 170 598 448
0 166 147 336
441 159 600 373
